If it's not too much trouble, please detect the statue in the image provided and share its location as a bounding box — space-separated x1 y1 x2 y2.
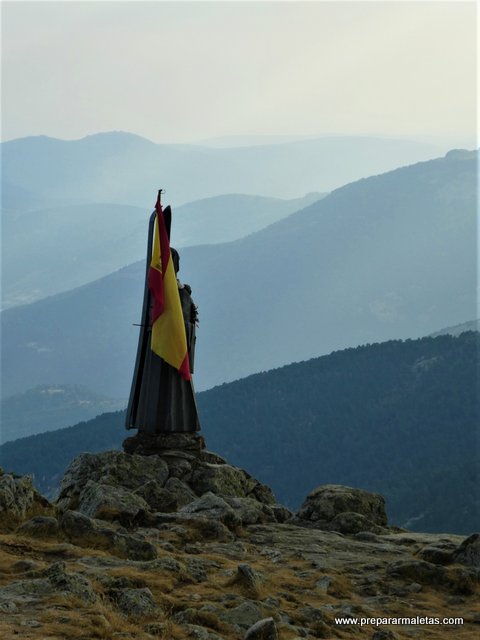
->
123 192 203 455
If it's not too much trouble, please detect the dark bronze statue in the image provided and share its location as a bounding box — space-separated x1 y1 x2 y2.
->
123 200 202 454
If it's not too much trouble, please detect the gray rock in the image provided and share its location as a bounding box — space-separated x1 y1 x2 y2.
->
17 516 59 538
447 566 478 595
224 496 275 525
44 561 97 603
296 484 387 528
60 509 116 547
329 511 384 534
387 560 447 585
139 555 184 573
56 451 169 511
110 532 159 562
418 544 454 565
199 450 228 465
0 599 17 613
186 461 275 506
180 492 241 528
186 558 214 582
270 504 293 523
244 617 278 640
161 452 193 480
453 534 480 568
230 564 263 596
0 578 53 601
133 480 178 512
0 470 50 523
355 531 379 542
109 587 157 617
164 477 197 507
190 462 250 498
77 480 150 523
59 510 157 560
316 576 333 592
124 431 205 455
220 600 262 630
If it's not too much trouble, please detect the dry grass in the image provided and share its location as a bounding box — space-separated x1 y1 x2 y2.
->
1 522 479 640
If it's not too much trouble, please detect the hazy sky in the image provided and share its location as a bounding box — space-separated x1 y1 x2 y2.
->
1 1 477 146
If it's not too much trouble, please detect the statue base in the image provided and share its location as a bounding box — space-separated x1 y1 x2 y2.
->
122 431 205 457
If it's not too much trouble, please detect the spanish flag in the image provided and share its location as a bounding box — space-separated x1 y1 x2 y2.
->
148 194 191 380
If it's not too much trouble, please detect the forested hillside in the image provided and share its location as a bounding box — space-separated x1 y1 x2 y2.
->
1 332 477 534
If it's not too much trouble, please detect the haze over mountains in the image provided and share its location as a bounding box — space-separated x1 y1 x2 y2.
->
2 193 321 308
0 384 124 444
1 131 442 208
1 148 476 399
2 130 439 309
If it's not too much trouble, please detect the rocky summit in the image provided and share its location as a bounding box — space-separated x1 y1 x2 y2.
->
0 445 479 640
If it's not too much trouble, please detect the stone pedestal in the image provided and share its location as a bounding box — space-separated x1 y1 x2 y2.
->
122 431 205 456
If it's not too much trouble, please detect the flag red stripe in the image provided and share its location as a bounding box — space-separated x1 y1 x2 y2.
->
178 353 191 381
149 195 171 325
148 266 164 321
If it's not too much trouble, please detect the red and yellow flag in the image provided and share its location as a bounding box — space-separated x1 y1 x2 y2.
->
148 195 191 380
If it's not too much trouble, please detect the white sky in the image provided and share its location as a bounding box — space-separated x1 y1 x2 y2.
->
1 1 477 145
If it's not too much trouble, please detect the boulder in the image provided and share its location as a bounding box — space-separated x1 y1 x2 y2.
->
224 497 276 525
54 450 288 529
17 516 60 539
387 560 447 586
56 451 169 511
0 469 51 527
43 561 97 603
190 463 251 498
229 564 263 597
164 477 197 507
109 587 158 617
329 511 384 535
244 617 278 640
77 481 150 524
59 510 157 561
180 492 241 528
453 534 480 568
123 431 205 456
133 480 178 512
295 485 388 532
220 600 263 631
418 543 455 565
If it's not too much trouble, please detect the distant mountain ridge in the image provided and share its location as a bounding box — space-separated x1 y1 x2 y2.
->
1 149 475 398
0 384 125 445
1 131 444 206
430 319 480 338
1 332 477 534
2 192 322 309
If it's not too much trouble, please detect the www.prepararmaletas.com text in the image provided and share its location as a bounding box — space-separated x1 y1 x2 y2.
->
334 616 464 626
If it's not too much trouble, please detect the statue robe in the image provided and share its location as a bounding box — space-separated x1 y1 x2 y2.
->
128 282 200 433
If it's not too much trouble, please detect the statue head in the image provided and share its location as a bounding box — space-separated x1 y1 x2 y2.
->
171 248 180 274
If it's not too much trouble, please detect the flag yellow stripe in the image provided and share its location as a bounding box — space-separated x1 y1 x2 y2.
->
150 257 188 370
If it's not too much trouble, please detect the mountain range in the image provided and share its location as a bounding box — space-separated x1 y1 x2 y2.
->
1 149 476 399
1 131 443 208
0 384 125 445
2 193 322 308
